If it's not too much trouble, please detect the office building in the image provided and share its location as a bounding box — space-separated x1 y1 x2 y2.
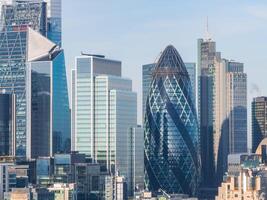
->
226 61 247 153
142 62 197 121
44 0 62 46
26 27 70 158
216 167 267 200
0 0 46 156
0 0 70 156
0 93 16 156
198 35 247 190
198 37 221 188
48 183 77 200
144 45 200 195
252 97 267 153
36 157 54 186
128 126 144 195
73 55 140 195
227 153 261 175
44 0 71 153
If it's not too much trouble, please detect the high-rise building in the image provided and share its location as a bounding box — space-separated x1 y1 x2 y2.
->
198 37 221 188
0 0 70 157
198 39 247 188
44 0 62 46
226 61 247 153
0 93 16 156
144 45 200 195
0 0 47 156
26 27 70 158
142 63 156 122
73 55 140 195
45 0 71 153
142 62 197 122
252 97 267 153
128 126 144 195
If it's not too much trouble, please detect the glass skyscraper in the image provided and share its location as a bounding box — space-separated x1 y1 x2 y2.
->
226 61 247 154
144 45 200 195
26 27 70 158
0 93 16 156
142 62 197 122
0 1 47 156
0 0 70 156
73 55 142 195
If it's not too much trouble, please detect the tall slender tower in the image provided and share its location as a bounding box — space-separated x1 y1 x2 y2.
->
144 45 200 195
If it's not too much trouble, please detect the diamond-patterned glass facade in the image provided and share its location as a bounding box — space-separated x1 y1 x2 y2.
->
144 45 200 195
0 1 46 156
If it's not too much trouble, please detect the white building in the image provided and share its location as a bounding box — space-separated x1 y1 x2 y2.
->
72 55 142 196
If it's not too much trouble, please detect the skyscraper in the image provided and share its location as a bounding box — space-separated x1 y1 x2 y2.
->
44 0 71 154
144 45 200 195
26 27 69 158
0 93 16 156
44 0 62 46
226 61 247 153
0 0 47 156
252 97 267 153
73 55 141 195
142 62 197 122
0 0 70 156
198 35 248 193
198 37 221 188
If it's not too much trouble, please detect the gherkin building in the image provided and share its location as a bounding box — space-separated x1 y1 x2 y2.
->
144 45 200 196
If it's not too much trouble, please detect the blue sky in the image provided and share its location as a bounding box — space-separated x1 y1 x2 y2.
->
62 0 267 134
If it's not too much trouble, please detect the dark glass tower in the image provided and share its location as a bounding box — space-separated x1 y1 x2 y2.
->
144 45 200 195
252 96 267 153
0 93 16 156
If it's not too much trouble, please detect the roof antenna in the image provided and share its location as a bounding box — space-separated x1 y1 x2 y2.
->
205 16 211 41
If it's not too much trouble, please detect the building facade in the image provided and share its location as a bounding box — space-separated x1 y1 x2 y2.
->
144 45 200 195
0 0 47 156
142 62 196 122
252 97 267 153
0 93 16 156
73 55 141 195
198 36 248 192
226 61 247 153
0 0 70 156
26 28 70 158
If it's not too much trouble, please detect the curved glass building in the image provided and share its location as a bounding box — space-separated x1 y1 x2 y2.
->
144 45 200 195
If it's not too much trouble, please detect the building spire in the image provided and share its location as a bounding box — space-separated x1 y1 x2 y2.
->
204 16 212 41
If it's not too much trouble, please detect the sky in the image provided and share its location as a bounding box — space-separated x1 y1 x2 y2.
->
62 0 267 144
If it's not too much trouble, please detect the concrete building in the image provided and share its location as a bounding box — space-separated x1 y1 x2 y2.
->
48 183 77 200
216 168 266 200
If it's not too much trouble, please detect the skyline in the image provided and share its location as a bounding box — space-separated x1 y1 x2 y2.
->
62 0 267 131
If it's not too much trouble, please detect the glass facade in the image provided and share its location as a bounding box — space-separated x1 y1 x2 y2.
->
227 61 247 154
144 45 200 195
74 56 138 195
142 63 196 121
27 49 70 158
0 1 46 156
52 51 70 153
252 97 267 153
27 61 52 158
0 93 15 156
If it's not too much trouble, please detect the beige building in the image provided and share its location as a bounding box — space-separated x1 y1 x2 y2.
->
216 168 267 200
